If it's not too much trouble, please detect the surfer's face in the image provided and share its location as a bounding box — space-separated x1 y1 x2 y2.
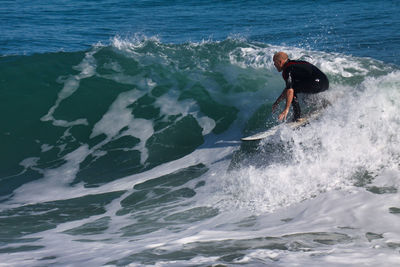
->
273 58 285 72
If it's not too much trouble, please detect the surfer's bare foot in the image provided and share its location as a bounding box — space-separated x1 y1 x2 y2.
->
294 117 306 123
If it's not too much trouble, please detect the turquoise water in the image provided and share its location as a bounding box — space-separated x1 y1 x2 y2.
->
1 1 400 266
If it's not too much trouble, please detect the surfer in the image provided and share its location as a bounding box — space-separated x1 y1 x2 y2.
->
272 52 329 121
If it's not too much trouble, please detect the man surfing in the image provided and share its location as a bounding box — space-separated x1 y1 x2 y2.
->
272 52 329 122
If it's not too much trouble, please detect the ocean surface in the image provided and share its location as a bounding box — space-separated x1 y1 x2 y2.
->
1 1 400 266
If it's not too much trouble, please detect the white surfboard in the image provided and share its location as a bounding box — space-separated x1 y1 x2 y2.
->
241 111 321 141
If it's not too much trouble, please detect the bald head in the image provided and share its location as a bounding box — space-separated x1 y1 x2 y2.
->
273 52 289 72
273 52 288 62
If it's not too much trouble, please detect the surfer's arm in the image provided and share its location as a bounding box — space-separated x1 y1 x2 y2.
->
272 89 287 112
272 70 294 112
278 88 294 121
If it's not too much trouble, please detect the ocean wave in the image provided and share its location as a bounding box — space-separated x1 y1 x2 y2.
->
1 38 398 197
1 35 400 267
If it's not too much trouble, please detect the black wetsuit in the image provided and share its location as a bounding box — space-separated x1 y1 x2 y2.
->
282 60 329 120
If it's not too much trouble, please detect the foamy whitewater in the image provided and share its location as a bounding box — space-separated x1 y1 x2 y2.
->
0 36 399 266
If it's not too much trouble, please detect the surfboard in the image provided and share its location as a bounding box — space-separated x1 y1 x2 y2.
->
241 111 322 141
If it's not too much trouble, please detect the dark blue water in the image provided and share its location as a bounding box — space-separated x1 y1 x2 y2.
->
1 0 399 65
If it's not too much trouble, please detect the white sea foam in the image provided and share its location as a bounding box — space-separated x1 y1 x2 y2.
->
229 44 388 79
209 70 400 215
155 93 216 135
111 34 161 51
41 49 98 127
91 90 144 138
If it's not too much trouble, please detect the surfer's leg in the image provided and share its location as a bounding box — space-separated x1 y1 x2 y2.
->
308 77 330 110
292 96 301 121
307 93 331 110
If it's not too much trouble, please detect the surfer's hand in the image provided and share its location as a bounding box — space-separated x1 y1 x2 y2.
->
278 109 289 121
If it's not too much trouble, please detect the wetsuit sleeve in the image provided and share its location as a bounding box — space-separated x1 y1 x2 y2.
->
285 71 294 89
